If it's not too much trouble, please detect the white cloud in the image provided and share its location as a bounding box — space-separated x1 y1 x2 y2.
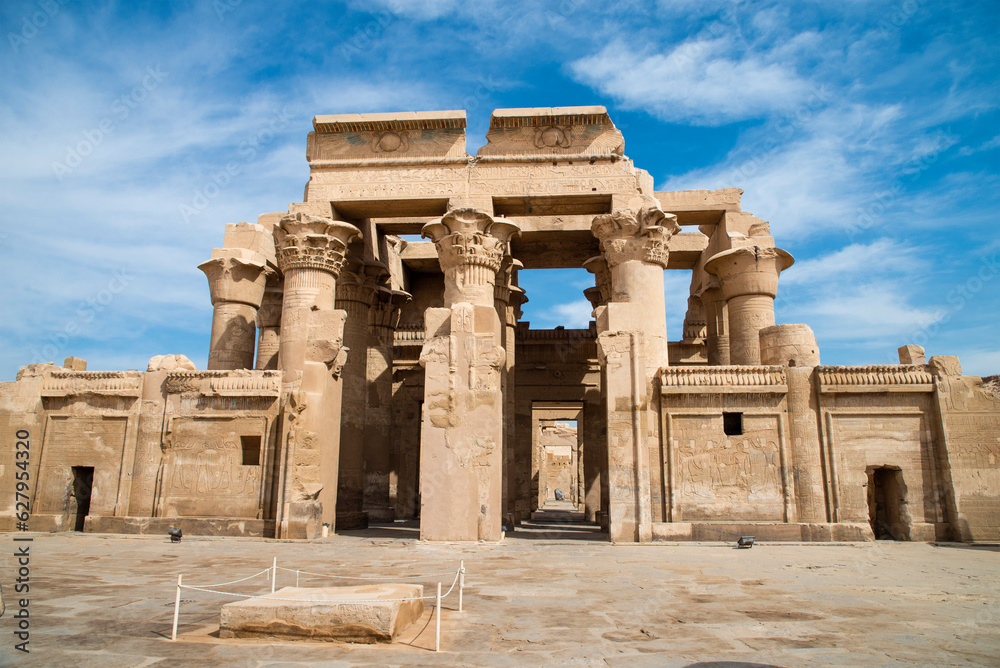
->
546 300 594 328
569 37 813 125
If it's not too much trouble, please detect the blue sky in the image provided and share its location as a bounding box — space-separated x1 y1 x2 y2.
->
1 0 997 379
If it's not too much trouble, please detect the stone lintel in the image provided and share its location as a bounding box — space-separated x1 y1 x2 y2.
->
480 106 623 157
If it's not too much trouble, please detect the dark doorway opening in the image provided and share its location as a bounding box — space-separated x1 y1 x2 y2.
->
70 466 94 532
867 466 907 540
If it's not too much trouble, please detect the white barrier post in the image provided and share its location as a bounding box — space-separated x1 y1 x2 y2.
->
272 557 277 593
171 574 182 641
296 570 300 588
435 581 442 652
459 561 465 613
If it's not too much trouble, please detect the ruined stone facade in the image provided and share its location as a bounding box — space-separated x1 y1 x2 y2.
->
2 107 998 543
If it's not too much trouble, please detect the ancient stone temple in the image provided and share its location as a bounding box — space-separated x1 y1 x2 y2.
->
2 107 999 543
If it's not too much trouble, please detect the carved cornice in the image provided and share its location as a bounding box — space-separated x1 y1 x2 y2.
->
421 208 520 275
41 371 143 397
816 364 933 393
660 365 787 393
591 206 680 269
273 212 361 276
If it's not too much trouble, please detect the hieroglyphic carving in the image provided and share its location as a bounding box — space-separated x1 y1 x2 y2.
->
672 415 783 521
159 417 265 518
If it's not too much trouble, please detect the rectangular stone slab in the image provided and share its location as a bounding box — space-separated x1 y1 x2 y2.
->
219 584 424 643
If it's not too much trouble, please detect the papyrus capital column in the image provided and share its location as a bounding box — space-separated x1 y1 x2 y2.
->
199 250 268 370
697 281 730 366
273 212 361 536
421 208 520 308
362 286 411 523
255 272 282 370
705 246 794 365
591 202 679 370
418 209 520 541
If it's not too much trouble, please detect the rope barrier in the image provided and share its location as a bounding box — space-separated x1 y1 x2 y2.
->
178 568 461 604
180 568 271 589
275 566 457 580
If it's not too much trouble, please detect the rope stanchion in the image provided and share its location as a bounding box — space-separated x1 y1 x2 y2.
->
459 560 465 613
271 557 277 594
296 570 300 588
435 581 442 652
171 574 182 641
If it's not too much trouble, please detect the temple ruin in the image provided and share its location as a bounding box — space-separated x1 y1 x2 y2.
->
2 106 998 543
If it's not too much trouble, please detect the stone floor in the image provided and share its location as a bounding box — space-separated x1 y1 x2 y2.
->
1 511 998 667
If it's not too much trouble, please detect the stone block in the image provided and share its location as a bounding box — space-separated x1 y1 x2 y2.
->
219 584 424 643
929 355 962 377
63 356 87 371
898 344 926 365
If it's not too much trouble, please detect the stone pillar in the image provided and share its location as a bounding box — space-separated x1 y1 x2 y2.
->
335 255 386 529
682 295 707 342
199 250 268 370
255 275 282 370
418 208 519 541
362 286 410 522
274 213 360 537
591 200 679 542
495 258 522 528
760 324 822 523
698 280 730 366
705 246 794 365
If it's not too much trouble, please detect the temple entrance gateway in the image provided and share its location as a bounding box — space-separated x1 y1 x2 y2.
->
867 467 908 541
5 105 997 545
70 466 94 532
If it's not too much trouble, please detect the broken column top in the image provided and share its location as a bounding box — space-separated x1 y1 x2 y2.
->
479 105 624 156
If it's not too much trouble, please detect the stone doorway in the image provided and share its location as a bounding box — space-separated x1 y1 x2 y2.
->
540 420 578 507
867 466 908 540
70 466 94 532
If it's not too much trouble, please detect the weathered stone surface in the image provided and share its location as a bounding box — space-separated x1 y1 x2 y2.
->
219 585 424 643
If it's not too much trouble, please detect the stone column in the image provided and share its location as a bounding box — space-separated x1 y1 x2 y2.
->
698 280 730 366
274 213 360 537
418 208 519 541
495 257 522 528
199 250 268 370
705 246 794 365
362 286 410 522
335 255 386 529
591 200 679 543
255 274 282 370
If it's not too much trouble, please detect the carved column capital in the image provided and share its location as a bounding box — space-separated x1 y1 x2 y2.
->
274 212 361 277
369 287 411 343
422 208 520 307
591 205 679 269
704 245 794 300
422 208 520 274
583 255 612 304
198 250 268 307
336 257 387 309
